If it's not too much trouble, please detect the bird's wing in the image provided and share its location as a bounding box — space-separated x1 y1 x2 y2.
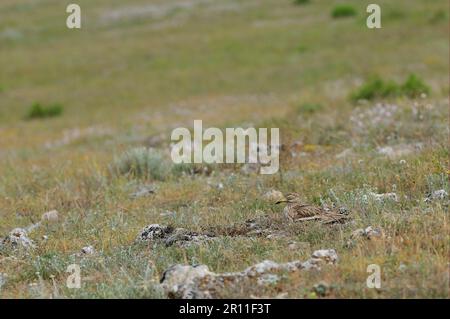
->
319 211 351 224
289 203 322 219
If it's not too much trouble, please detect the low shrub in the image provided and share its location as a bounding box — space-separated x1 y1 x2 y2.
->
401 74 430 98
351 74 430 102
351 77 400 101
26 102 63 119
111 147 171 180
293 0 310 5
331 5 357 18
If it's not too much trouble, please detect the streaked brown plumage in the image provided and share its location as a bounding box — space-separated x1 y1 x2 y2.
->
276 193 349 224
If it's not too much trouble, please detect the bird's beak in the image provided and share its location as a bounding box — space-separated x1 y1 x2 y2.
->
275 198 287 204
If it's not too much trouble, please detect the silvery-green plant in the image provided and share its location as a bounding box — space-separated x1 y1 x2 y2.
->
111 147 171 180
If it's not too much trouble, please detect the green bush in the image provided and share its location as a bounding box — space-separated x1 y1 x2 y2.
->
331 5 357 18
111 147 171 180
401 74 430 98
351 77 400 101
296 103 323 114
293 0 310 5
351 74 431 102
26 102 63 119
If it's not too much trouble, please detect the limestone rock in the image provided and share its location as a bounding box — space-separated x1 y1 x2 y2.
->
136 224 215 247
136 224 174 242
262 189 284 203
1 228 35 250
80 245 95 255
424 189 448 203
160 249 339 299
130 185 156 198
41 210 59 223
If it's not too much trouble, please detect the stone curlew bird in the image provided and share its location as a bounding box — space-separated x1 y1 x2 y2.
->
276 193 349 224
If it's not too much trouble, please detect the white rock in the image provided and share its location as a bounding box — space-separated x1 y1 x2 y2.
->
160 249 339 298
2 228 35 249
244 260 280 277
263 189 284 203
369 192 398 202
80 245 95 255
430 189 448 200
350 228 365 239
41 210 59 222
130 185 156 198
136 224 173 242
364 226 383 239
311 249 339 264
160 264 214 299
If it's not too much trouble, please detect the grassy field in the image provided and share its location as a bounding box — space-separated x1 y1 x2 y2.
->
0 0 448 298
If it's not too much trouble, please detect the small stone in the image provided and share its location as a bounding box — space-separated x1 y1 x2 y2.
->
136 224 173 242
41 210 59 223
1 228 35 249
425 189 448 202
265 231 288 239
348 226 384 244
163 228 215 248
160 264 214 299
263 189 284 203
80 245 95 255
130 185 156 198
160 249 339 298
136 224 214 247
311 249 338 264
364 226 383 240
244 260 280 277
369 192 398 202
350 228 365 240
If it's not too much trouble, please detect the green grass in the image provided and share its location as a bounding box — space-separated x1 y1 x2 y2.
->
351 74 431 102
0 0 448 299
401 74 431 98
296 103 323 114
331 5 357 18
351 77 400 101
25 102 63 120
293 0 311 5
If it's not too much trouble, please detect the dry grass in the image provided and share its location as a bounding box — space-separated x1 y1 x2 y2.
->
0 0 448 298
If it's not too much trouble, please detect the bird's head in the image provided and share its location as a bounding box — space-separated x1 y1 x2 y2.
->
276 192 301 204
